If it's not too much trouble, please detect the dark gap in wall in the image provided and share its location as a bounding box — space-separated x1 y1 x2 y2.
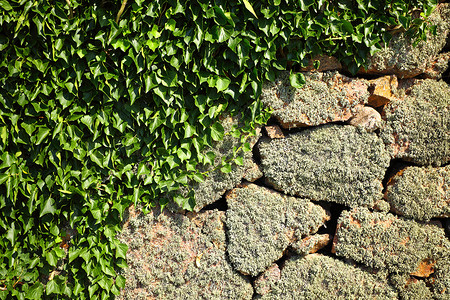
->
200 193 228 211
273 249 292 271
382 159 415 195
442 66 450 84
443 219 450 240
252 138 263 166
315 201 348 256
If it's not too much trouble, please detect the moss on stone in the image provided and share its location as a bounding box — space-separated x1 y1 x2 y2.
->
380 79 450 166
386 166 450 221
334 208 450 276
432 257 450 299
226 184 329 276
259 124 390 207
117 206 253 299
259 254 398 299
390 273 432 300
260 71 368 128
364 3 450 78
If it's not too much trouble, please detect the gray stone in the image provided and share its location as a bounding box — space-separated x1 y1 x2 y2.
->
117 206 253 300
333 208 450 277
258 254 398 299
380 79 450 166
259 124 390 207
225 183 330 276
261 71 369 129
359 3 450 79
386 166 450 221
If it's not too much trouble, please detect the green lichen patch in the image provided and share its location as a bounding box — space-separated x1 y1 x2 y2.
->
182 114 261 212
225 183 330 276
116 206 253 300
258 254 398 299
386 165 450 221
432 257 450 299
380 79 450 166
333 208 450 277
361 3 450 79
390 273 432 300
260 71 369 128
259 124 390 207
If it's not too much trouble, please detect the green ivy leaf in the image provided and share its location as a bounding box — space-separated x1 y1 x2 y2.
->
210 123 224 141
289 72 306 89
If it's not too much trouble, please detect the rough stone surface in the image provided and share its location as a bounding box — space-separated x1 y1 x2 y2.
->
386 166 450 221
380 79 450 166
254 263 281 296
291 234 331 256
367 75 398 107
225 183 330 276
423 52 450 79
259 124 390 207
184 114 261 212
348 105 383 132
390 274 433 300
358 3 450 78
433 258 450 299
260 71 369 128
333 208 450 277
264 125 285 139
117 206 253 300
242 159 263 182
258 254 398 299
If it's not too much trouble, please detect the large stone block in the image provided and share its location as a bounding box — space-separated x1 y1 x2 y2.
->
332 208 450 277
386 166 450 221
358 3 450 79
116 206 253 299
260 71 369 129
225 183 329 276
259 124 390 207
380 79 450 166
257 254 398 299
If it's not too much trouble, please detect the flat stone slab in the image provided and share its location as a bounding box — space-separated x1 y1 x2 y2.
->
259 124 390 207
117 206 253 299
380 79 450 166
261 71 369 129
386 165 450 221
225 183 330 276
332 208 450 277
257 254 398 299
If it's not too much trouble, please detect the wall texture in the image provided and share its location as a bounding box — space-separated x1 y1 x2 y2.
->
117 4 450 299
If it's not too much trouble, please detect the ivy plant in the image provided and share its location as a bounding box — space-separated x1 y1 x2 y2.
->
0 0 437 298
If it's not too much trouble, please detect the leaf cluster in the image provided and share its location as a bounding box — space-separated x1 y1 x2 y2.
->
0 0 437 298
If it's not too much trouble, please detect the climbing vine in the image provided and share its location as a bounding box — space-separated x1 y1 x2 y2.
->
0 0 437 298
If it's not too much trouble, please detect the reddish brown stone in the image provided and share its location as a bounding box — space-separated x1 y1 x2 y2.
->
264 125 285 139
291 234 330 255
367 75 398 107
299 55 342 72
348 105 383 132
254 263 281 296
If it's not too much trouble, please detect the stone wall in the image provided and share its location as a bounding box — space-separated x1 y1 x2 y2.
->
117 4 450 299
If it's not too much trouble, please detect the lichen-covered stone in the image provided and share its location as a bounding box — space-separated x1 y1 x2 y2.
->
258 254 398 299
359 3 450 78
184 114 261 212
380 79 450 166
333 208 450 277
386 166 450 221
259 124 390 207
225 183 330 276
390 273 433 300
260 71 369 128
347 105 383 132
299 55 343 72
291 234 330 256
117 206 253 300
254 263 281 296
432 258 450 299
